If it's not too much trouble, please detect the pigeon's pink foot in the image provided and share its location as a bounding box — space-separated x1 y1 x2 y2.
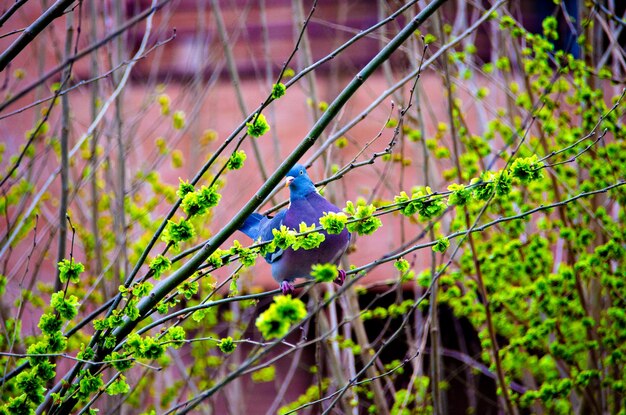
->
280 280 295 295
334 269 346 286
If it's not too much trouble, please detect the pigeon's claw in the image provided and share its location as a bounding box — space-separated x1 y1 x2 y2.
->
334 269 346 286
280 280 295 295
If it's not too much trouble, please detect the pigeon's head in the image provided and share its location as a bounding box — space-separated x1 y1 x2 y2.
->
285 164 316 199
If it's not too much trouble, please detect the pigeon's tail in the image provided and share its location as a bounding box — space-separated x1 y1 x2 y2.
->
239 213 265 240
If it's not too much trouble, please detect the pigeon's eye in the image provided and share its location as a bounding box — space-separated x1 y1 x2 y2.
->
299 170 304 175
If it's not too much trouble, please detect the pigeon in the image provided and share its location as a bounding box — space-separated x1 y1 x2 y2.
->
239 164 350 294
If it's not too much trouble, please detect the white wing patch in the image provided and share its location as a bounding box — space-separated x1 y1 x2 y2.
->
268 248 284 263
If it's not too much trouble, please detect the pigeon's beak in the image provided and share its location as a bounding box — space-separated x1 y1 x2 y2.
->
285 176 294 187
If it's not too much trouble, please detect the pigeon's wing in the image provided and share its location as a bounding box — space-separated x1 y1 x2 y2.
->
239 210 287 264
255 210 285 239
258 210 287 264
239 213 267 240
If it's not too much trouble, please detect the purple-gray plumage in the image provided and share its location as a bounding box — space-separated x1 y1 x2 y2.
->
239 164 350 294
